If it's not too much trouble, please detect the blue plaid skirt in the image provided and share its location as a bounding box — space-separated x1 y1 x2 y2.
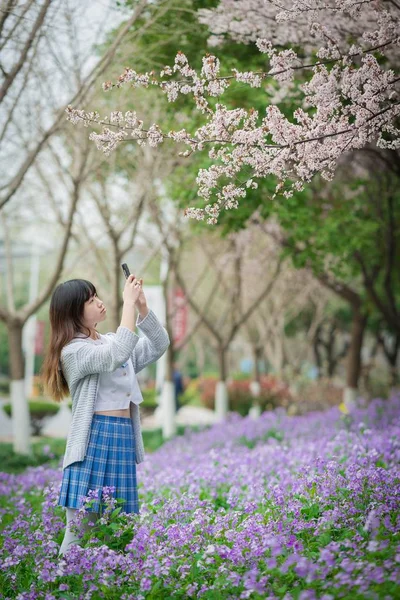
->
57 414 139 514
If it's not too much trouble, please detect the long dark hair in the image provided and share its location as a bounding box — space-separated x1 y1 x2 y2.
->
41 279 97 401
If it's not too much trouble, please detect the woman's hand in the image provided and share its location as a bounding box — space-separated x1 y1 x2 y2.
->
134 277 148 316
123 274 142 306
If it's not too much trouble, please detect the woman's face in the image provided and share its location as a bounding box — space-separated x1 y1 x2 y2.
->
82 292 107 329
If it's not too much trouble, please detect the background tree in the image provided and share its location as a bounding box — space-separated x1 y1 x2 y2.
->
67 0 399 223
0 0 148 209
0 0 150 455
65 0 399 407
156 220 283 418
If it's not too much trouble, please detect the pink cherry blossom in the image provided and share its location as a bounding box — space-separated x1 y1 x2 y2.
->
66 0 399 223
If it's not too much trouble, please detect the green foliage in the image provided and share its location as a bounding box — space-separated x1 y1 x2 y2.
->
285 302 352 337
231 371 252 381
141 387 157 409
0 437 65 473
218 170 400 332
0 424 207 474
2 399 60 436
237 427 284 449
1 415 399 598
198 375 291 416
0 377 9 394
77 0 400 343
179 379 201 406
96 0 306 232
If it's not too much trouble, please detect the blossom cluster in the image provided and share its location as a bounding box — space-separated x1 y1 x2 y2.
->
66 0 400 223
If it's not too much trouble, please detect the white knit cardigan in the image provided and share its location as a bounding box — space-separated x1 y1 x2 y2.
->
60 309 170 470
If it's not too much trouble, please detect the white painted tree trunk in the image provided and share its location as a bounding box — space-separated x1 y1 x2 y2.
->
23 315 37 399
11 379 31 455
215 380 228 420
23 244 40 399
156 344 166 409
161 380 176 439
249 380 261 419
344 387 358 410
41 401 72 438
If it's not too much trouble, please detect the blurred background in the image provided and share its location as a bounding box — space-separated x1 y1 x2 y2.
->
0 0 398 472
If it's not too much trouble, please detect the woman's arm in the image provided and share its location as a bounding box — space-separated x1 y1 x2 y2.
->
61 326 140 380
131 309 170 374
61 274 142 381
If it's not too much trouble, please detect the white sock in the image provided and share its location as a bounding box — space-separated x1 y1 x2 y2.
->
58 507 99 557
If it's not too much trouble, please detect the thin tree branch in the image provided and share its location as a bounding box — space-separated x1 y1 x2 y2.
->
0 0 52 104
0 0 148 209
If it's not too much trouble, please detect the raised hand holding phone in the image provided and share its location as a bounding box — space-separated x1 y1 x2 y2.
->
121 263 131 279
121 264 147 317
123 274 142 305
135 278 147 316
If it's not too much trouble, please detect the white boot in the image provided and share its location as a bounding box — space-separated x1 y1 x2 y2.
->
58 507 99 556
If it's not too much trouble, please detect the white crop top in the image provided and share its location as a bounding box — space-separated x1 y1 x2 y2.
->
74 331 143 411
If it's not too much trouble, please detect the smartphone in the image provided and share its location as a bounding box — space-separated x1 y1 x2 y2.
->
121 263 131 279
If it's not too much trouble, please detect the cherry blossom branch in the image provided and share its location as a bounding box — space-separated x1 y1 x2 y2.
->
100 38 397 93
65 0 400 224
66 100 399 150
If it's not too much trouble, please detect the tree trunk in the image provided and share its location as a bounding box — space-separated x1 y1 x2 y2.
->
8 319 32 455
218 345 227 382
313 324 323 378
253 345 262 383
262 348 270 374
360 337 380 401
158 262 175 439
387 350 399 388
111 242 121 331
379 332 400 388
164 283 174 384
326 322 337 377
389 366 399 387
249 344 262 419
344 307 368 408
215 345 228 419
276 336 284 374
193 337 206 376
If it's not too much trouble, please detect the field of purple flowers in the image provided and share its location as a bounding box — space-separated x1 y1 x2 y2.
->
0 395 399 599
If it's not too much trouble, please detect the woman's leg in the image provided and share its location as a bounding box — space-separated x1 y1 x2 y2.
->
58 507 99 557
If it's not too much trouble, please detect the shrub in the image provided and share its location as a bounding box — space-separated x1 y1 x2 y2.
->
179 378 201 406
229 375 291 415
198 376 218 409
0 377 10 395
199 375 291 415
289 377 343 414
141 387 157 408
0 437 65 473
360 364 393 400
2 400 60 436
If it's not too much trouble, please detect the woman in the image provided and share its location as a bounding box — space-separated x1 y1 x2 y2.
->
42 273 169 556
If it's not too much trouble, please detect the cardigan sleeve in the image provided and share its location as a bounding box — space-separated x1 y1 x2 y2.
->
61 325 140 380
131 309 170 374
